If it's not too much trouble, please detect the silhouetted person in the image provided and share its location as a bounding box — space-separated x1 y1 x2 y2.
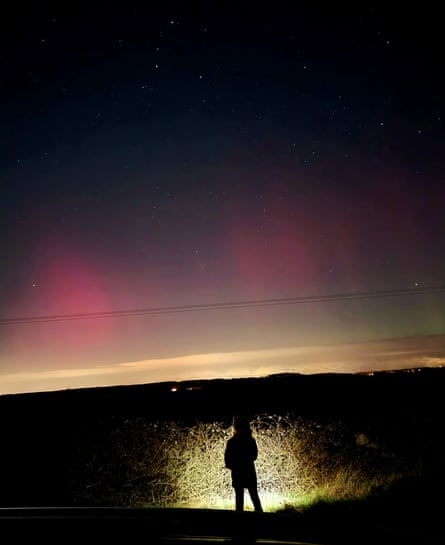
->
224 415 263 513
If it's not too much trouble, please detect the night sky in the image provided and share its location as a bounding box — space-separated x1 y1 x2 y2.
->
1 4 444 394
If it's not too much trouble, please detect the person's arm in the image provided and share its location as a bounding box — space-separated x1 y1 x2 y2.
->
251 438 258 461
224 440 233 469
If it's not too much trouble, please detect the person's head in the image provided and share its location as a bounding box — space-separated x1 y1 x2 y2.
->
232 415 251 434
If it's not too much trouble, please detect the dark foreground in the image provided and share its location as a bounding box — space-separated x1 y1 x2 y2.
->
0 505 442 544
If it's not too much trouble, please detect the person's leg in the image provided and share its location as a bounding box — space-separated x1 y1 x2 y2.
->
248 486 263 513
235 487 244 512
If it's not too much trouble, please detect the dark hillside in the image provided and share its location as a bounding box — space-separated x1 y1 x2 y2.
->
1 366 443 420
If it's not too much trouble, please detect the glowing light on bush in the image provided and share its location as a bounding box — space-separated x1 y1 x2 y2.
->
74 414 406 511
171 415 318 511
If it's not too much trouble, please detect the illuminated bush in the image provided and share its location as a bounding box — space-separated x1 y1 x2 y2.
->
71 414 408 511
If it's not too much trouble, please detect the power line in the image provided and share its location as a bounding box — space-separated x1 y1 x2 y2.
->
1 284 445 326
